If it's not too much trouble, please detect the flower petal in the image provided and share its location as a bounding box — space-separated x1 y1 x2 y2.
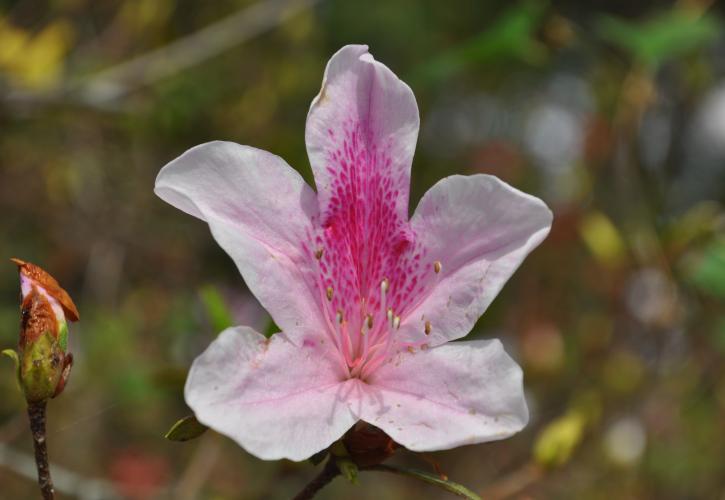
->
401 174 552 345
185 327 358 461
356 339 528 451
304 45 421 332
306 44 419 219
155 141 326 339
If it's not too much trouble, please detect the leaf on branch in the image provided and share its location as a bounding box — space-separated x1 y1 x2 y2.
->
366 464 482 500
164 414 208 442
198 285 234 334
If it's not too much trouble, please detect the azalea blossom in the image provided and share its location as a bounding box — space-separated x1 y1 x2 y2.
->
155 45 552 461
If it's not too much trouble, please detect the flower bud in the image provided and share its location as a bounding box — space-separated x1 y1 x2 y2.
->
10 258 79 402
342 422 398 467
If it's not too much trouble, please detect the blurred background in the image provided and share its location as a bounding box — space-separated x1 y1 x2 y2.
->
1 0 724 498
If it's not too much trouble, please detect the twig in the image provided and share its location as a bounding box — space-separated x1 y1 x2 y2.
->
479 462 543 499
173 434 222 500
292 459 340 500
0 443 122 500
27 401 54 500
5 0 322 109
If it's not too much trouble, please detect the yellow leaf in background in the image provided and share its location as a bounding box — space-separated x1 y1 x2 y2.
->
0 19 74 90
533 411 586 468
16 20 75 89
579 211 627 267
0 18 29 66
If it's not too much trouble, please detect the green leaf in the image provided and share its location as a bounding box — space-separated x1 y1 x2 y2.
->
365 464 481 500
198 285 234 333
164 414 208 442
597 10 720 67
417 0 547 82
683 237 725 299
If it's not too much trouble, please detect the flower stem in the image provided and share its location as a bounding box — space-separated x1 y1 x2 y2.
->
27 401 55 500
293 459 339 500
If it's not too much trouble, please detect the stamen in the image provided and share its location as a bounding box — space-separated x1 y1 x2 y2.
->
335 309 353 367
326 286 334 301
393 315 401 330
434 261 442 274
359 313 374 366
380 278 389 316
387 308 394 328
424 320 431 335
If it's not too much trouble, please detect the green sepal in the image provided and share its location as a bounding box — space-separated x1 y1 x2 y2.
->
20 330 64 403
338 458 359 485
58 321 69 352
164 414 209 442
2 349 21 389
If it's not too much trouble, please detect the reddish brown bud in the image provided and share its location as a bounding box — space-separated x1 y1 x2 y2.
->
342 422 399 467
12 258 79 322
7 259 79 402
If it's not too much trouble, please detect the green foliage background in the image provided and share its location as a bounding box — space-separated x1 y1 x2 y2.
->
1 0 724 498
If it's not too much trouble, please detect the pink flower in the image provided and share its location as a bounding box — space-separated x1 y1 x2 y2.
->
155 45 552 461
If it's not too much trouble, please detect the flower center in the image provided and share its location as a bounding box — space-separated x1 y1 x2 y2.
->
302 120 441 379
313 248 442 380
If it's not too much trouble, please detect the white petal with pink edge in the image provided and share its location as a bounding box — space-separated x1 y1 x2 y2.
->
354 339 528 451
400 174 552 346
184 327 358 461
154 141 327 342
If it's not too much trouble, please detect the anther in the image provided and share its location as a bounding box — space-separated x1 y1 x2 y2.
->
424 320 431 335
393 315 401 330
315 248 324 260
387 308 394 327
336 310 343 324
433 261 442 274
326 286 333 301
361 313 373 337
380 278 389 315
